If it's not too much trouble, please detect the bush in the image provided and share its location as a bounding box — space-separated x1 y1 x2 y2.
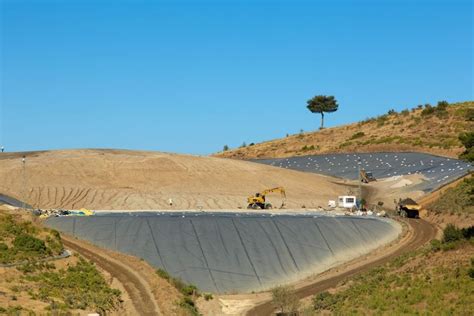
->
466 108 474 121
430 239 442 252
401 109 410 116
421 104 435 116
271 285 300 315
27 257 121 312
437 100 449 110
350 132 365 140
313 291 336 311
223 145 229 151
13 234 48 254
387 109 396 115
443 224 464 243
459 132 474 162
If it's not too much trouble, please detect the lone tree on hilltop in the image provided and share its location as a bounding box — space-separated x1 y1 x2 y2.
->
306 95 339 129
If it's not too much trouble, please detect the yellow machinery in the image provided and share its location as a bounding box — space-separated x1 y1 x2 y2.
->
360 169 376 183
247 187 286 209
396 198 421 218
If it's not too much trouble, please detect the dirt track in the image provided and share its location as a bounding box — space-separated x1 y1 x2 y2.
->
246 218 436 316
62 237 160 316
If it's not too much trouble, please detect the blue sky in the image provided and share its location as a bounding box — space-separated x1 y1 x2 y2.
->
0 0 472 155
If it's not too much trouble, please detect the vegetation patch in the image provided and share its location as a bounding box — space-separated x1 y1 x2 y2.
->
156 268 201 315
307 225 474 315
23 257 122 313
428 176 474 214
0 214 63 264
349 131 365 140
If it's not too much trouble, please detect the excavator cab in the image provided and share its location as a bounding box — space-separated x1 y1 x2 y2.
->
247 187 286 209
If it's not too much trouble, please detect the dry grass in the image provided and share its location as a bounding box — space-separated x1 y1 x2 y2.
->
214 101 474 159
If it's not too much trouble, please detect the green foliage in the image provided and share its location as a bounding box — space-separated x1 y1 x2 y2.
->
156 268 201 314
313 291 337 311
13 234 48 254
204 293 213 301
387 109 396 115
301 145 316 151
440 224 474 248
400 109 410 116
459 132 474 149
466 108 474 121
26 257 121 313
421 101 449 118
0 214 63 264
271 285 300 314
310 245 474 315
306 95 339 129
429 177 474 214
223 145 229 151
349 131 365 140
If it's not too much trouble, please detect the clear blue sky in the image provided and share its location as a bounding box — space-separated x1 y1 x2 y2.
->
0 0 472 155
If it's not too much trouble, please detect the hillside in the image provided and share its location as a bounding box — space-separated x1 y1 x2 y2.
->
0 149 347 210
0 206 122 314
215 101 474 159
279 179 474 315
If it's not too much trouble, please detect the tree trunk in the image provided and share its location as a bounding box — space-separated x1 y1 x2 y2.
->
320 112 325 129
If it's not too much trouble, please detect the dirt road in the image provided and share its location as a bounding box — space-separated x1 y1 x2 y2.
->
62 237 160 316
247 218 436 316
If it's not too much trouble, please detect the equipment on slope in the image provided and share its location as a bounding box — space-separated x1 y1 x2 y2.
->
360 169 376 183
247 187 286 209
395 198 420 218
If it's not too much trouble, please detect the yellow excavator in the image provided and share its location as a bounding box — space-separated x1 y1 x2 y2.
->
247 187 286 209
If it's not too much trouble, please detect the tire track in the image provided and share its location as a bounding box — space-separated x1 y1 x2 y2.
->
62 237 160 316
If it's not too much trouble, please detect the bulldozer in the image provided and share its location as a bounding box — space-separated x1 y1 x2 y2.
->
395 198 421 218
360 169 376 183
247 187 286 209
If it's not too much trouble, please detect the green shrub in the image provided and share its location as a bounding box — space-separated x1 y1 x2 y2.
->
13 234 48 254
430 239 442 252
401 109 410 116
156 268 170 280
313 291 336 311
350 132 365 140
465 108 474 121
204 293 213 301
443 224 464 243
29 257 121 312
271 285 300 315
421 104 435 116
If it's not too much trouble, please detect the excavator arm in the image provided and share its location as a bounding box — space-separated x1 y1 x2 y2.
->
247 187 286 210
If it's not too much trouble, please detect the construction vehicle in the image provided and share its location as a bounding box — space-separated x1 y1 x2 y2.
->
395 198 420 218
247 187 286 209
360 169 376 183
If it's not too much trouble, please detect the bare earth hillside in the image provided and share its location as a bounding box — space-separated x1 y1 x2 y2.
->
0 149 347 210
214 101 473 159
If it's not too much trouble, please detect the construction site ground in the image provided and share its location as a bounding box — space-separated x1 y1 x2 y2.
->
0 149 472 315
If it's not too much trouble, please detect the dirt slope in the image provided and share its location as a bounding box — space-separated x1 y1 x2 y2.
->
214 101 473 159
0 149 347 210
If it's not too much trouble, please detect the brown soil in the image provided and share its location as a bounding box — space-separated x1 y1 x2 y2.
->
214 101 473 160
0 149 348 211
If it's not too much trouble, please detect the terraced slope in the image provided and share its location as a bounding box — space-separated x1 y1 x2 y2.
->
214 101 473 159
0 149 346 210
